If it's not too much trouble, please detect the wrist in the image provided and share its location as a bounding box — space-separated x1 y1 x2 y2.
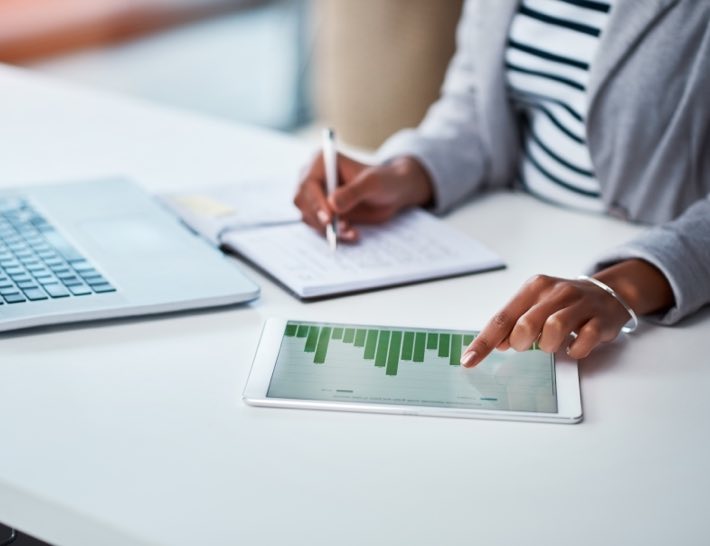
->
387 156 434 208
593 259 674 316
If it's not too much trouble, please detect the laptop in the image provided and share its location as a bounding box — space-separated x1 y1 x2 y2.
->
0 178 260 333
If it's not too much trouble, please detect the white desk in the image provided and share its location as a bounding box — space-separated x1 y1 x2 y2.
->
0 64 708 546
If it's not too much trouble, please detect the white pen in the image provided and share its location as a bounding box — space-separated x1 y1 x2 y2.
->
322 127 339 252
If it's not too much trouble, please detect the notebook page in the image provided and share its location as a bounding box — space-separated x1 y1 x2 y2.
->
222 209 504 298
159 179 301 244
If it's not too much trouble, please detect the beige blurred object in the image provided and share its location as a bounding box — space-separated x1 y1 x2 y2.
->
313 0 463 150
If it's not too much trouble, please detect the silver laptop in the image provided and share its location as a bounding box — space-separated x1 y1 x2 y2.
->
0 179 260 333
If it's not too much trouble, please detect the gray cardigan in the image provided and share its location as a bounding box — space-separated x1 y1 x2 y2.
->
378 0 710 325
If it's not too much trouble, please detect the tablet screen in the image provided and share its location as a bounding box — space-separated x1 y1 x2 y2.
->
267 321 557 413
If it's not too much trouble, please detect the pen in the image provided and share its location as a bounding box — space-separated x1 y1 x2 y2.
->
322 127 339 251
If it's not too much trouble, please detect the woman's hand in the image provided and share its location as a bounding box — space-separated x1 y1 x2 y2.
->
461 259 674 366
294 153 433 241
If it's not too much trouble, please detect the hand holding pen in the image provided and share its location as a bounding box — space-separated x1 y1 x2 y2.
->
293 132 434 246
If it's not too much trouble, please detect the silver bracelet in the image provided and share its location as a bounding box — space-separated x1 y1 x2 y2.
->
577 275 639 334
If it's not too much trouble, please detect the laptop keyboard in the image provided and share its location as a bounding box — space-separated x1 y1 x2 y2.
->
0 197 116 305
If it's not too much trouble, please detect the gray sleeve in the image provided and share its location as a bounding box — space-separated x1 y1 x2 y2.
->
588 195 710 325
375 1 490 215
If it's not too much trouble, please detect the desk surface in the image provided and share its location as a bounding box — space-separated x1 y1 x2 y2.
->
0 64 708 546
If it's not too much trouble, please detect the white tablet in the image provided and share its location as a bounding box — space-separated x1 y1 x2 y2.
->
243 318 583 424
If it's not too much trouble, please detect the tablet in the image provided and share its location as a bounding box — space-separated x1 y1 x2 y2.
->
243 318 583 424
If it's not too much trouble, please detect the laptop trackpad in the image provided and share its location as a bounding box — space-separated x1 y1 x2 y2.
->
80 216 189 258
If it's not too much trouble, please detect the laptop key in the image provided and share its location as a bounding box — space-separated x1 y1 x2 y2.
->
43 283 70 298
90 283 116 294
71 260 93 271
22 287 48 301
68 284 92 296
3 292 27 303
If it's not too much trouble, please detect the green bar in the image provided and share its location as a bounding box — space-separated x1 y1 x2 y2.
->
463 334 475 345
364 330 378 359
296 325 309 338
332 327 343 340
438 333 450 358
450 334 462 366
285 323 298 337
314 327 332 364
386 331 402 376
401 331 414 360
304 326 319 352
354 329 367 347
413 332 426 362
374 330 391 367
343 328 355 343
426 333 438 350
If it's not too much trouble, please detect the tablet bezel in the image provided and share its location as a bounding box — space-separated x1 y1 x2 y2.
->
243 318 583 424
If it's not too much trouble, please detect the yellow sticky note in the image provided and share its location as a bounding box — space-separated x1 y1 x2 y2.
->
174 195 235 218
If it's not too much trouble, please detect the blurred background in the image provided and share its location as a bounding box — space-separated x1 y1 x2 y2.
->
0 4 461 542
0 0 463 151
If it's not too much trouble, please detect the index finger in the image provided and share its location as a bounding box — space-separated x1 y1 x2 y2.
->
460 283 542 368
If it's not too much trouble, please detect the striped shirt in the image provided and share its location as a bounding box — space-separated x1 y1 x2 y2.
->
506 0 613 212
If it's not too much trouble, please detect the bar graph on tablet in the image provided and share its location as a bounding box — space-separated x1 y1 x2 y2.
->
268 321 556 413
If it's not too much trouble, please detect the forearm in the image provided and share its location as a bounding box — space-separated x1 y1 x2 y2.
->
376 1 494 214
589 195 710 324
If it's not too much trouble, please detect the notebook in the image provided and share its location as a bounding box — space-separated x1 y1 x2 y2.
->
160 183 505 300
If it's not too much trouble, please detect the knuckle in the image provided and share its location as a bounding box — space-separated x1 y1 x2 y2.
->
527 274 553 292
492 311 511 329
544 314 566 337
553 282 580 302
516 315 537 338
583 321 603 340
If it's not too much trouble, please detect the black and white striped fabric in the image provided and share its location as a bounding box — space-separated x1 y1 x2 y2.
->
506 0 613 212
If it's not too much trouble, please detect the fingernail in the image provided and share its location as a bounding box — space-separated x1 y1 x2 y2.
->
460 351 478 367
341 228 357 241
317 210 330 225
